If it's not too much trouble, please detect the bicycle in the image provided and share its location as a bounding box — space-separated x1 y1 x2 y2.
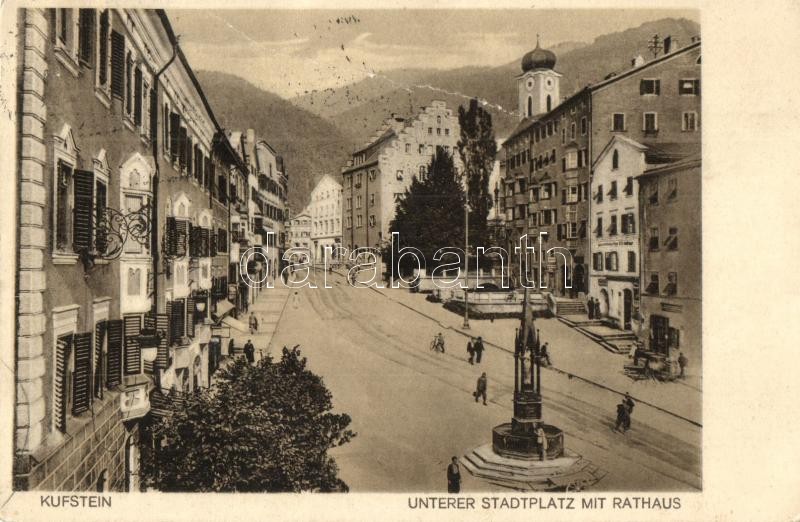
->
430 336 445 353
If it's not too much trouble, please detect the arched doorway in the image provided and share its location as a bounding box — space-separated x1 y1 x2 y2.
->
623 289 633 330
599 289 609 317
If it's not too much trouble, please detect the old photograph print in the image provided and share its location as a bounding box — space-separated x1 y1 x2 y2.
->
10 7 701 495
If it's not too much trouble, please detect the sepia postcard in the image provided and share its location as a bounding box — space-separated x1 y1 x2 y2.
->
0 1 797 521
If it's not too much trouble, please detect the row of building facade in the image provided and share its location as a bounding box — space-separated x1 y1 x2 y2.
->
498 37 701 363
13 8 287 491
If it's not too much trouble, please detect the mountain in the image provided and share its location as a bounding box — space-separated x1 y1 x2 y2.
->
290 18 700 145
194 70 357 213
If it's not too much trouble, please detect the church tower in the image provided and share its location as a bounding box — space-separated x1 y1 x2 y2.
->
517 37 561 120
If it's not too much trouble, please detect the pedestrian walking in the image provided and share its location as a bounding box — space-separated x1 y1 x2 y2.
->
446 457 461 493
467 338 475 364
587 297 595 319
474 372 487 405
623 393 635 431
536 425 548 461
244 339 255 364
678 352 688 378
540 343 552 367
474 336 485 363
633 344 645 366
228 337 235 357
614 401 630 432
249 312 258 334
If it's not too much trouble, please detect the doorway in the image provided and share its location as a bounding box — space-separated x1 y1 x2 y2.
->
650 315 670 354
623 289 633 330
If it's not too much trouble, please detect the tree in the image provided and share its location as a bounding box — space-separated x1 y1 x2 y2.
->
384 147 465 277
457 98 497 251
140 347 355 492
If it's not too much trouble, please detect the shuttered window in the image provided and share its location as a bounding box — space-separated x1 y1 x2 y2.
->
110 30 125 98
78 9 94 64
124 314 142 375
125 52 133 115
54 334 73 433
190 224 203 258
178 127 187 170
156 310 170 368
106 319 123 388
169 113 180 163
186 137 193 176
201 228 210 257
134 66 143 126
95 179 107 254
165 217 178 256
93 321 106 399
186 297 196 338
72 169 94 252
170 299 185 344
72 332 93 415
175 219 188 257
98 10 109 86
210 230 217 257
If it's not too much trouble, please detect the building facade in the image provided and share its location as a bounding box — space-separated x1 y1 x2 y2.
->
500 37 701 300
637 155 701 365
309 174 342 264
285 208 312 260
13 8 246 492
342 100 462 254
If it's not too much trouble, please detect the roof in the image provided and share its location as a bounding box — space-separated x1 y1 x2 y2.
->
592 135 648 169
639 153 701 179
342 129 396 174
644 142 701 165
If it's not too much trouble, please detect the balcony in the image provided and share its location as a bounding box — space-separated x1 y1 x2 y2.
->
120 375 151 420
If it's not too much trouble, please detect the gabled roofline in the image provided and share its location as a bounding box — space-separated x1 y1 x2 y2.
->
591 135 648 169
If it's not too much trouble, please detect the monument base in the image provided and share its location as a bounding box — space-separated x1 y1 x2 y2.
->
462 443 606 491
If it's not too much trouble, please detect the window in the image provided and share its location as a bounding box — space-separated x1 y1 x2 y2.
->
643 112 658 133
605 252 619 271
640 79 661 95
437 128 441 135
428 127 432 134
95 178 108 253
418 144 424 154
627 251 636 272
612 113 625 132
368 169 376 181
595 217 603 237
369 193 375 207
368 215 376 227
665 272 678 295
546 95 552 112
125 51 133 117
645 272 659 294
679 78 700 95
648 182 659 205
78 9 95 65
592 252 604 271
55 161 74 252
567 185 578 203
445 128 450 136
579 219 587 238
649 226 660 251
561 128 566 145
665 227 678 250
682 111 698 131
436 116 441 125
419 165 426 179
581 117 587 135
621 213 636 234
110 30 125 99
668 178 678 200
570 122 576 140
612 149 619 170
540 183 552 200
405 143 410 153
609 181 618 200
356 195 362 209
595 184 603 203
58 9 71 45
567 222 578 239
346 197 352 210
97 10 109 88
609 214 618 236
357 215 363 227
624 176 634 196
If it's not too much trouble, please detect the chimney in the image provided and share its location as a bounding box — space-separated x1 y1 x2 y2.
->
632 54 645 68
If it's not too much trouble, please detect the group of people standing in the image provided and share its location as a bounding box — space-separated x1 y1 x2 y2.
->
466 337 485 364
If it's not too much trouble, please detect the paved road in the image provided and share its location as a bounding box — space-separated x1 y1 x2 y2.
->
268 271 701 493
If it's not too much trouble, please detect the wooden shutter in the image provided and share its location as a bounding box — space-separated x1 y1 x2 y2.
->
72 332 93 415
171 299 185 343
98 10 108 86
169 113 180 163
124 315 142 375
190 224 202 257
639 79 645 95
156 310 170 368
94 180 107 254
561 189 566 205
655 80 661 95
210 230 217 257
94 321 106 398
165 217 177 256
72 169 94 252
78 9 94 63
106 319 123 388
178 127 187 170
201 228 210 257
110 30 125 98
176 219 188 257
54 334 73 433
186 297 195 337
134 66 142 126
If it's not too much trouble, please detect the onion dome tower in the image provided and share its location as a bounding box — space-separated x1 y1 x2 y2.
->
517 35 562 119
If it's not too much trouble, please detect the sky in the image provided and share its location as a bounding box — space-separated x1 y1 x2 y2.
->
168 9 699 99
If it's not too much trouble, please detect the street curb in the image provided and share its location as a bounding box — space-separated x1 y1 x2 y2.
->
357 280 702 428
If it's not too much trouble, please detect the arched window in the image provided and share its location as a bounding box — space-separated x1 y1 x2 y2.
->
527 96 533 117
612 149 619 170
546 95 552 112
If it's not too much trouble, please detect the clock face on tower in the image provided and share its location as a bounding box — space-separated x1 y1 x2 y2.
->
545 78 554 91
526 78 534 91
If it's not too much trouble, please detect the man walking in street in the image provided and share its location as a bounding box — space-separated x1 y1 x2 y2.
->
244 339 255 364
446 457 461 493
623 393 635 431
614 401 630 433
474 337 485 364
678 352 688 378
249 312 258 334
474 372 488 405
467 338 475 364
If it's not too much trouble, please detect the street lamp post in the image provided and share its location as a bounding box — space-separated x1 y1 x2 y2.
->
463 172 470 329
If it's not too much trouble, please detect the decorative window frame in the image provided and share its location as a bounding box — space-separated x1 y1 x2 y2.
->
94 9 112 108
51 304 80 436
643 112 659 132
171 193 192 300
122 44 139 131
52 124 80 264
682 111 699 132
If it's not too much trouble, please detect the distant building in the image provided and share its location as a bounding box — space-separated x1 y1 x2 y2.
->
500 37 701 299
309 175 343 264
285 208 312 259
637 154 701 364
341 100 462 254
